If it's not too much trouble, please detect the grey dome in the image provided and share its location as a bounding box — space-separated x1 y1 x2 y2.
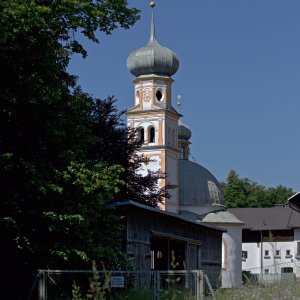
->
178 120 192 140
178 160 224 206
127 10 179 77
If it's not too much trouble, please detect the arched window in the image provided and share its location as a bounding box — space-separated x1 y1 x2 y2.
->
180 146 185 159
148 126 155 143
137 127 144 143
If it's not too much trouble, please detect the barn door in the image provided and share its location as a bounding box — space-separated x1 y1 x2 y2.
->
186 243 201 270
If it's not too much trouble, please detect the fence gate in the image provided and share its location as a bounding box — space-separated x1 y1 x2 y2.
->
153 270 204 300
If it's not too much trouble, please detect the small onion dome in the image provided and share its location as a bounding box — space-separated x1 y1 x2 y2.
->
178 119 192 140
127 7 179 77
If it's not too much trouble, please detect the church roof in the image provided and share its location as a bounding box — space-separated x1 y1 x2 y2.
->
178 119 192 140
127 7 179 78
178 160 225 206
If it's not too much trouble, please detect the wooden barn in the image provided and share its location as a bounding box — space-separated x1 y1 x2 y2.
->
113 201 225 277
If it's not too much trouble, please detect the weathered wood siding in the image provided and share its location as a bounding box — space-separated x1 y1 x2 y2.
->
120 205 222 276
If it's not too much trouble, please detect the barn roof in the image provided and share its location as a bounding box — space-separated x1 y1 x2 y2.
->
228 207 300 231
112 200 226 232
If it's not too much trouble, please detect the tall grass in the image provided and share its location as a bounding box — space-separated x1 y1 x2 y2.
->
213 280 300 300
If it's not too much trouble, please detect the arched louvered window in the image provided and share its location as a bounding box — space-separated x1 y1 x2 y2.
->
137 127 144 143
148 126 155 143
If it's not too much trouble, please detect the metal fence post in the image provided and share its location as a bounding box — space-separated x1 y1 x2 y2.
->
38 270 46 300
152 270 159 300
196 270 204 300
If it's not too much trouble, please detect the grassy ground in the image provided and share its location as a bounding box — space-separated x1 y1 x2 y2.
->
213 280 300 300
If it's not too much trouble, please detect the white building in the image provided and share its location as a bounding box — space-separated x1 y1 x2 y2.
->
125 3 243 288
229 207 300 283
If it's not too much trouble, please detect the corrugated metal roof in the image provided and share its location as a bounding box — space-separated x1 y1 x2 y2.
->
228 207 300 230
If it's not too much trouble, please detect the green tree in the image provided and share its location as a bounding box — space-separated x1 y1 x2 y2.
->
0 1 140 298
221 170 294 208
87 94 170 207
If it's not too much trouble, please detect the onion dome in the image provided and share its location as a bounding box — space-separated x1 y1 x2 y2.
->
127 5 179 77
178 119 192 140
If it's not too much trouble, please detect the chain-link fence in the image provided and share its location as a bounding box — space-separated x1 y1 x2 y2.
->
34 269 205 300
203 261 300 299
30 262 300 300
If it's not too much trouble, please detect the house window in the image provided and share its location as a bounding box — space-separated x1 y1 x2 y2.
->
264 268 269 274
264 250 270 258
281 267 293 273
286 250 292 258
242 251 248 261
297 242 300 257
148 126 155 143
275 250 280 258
137 127 144 143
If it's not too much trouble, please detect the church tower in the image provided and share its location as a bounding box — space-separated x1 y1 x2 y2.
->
126 3 180 213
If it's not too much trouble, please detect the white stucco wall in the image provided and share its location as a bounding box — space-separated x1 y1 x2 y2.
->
242 239 300 277
222 226 243 288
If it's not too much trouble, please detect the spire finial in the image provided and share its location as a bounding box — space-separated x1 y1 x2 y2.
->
149 2 156 42
177 94 182 113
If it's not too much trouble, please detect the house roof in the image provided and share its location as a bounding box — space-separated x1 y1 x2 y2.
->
289 192 300 213
228 207 300 231
111 200 226 233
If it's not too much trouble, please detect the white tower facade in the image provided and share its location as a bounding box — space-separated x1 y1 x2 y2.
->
126 5 180 212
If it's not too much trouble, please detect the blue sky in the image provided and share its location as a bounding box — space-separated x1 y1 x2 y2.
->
68 1 300 192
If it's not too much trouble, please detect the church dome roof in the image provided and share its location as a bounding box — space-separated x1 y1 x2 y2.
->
178 120 192 140
127 8 179 78
178 160 224 206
